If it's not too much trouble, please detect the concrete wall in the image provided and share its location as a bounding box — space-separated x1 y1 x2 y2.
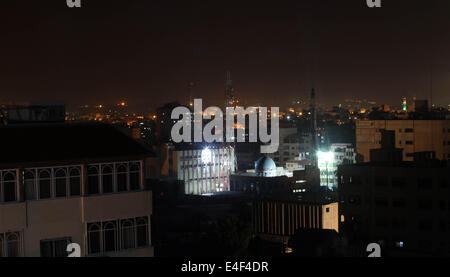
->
1 191 153 257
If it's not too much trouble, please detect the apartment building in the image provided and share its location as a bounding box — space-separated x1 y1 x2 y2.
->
339 146 450 256
0 123 156 257
356 120 450 162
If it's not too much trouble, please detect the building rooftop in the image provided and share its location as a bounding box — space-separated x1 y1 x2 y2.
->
340 160 448 169
0 122 154 167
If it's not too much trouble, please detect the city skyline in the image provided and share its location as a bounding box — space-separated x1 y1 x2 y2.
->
1 0 450 110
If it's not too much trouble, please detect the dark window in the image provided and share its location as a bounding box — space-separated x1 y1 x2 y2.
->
24 171 35 200
117 165 128 192
55 169 67 197
6 232 20 257
87 223 101 254
87 166 99 195
103 221 117 252
439 221 446 232
391 218 406 230
439 201 446 211
418 200 432 210
418 220 432 231
392 199 406 208
375 198 388 207
40 238 71 257
375 176 388 187
418 178 432 190
2 171 16 202
136 217 149 247
102 165 113 193
69 168 81 196
405 128 414 133
39 170 51 199
350 175 362 185
348 195 362 205
121 219 135 249
375 217 388 228
129 163 140 191
392 177 405 188
405 141 413 145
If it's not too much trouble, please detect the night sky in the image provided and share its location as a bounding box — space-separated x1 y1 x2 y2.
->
1 0 449 110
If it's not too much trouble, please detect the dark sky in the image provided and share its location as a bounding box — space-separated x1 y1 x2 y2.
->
1 0 449 110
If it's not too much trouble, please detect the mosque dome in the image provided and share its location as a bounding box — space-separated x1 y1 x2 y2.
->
255 156 276 177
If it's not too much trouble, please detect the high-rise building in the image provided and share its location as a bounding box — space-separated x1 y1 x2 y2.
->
339 142 450 256
356 120 450 162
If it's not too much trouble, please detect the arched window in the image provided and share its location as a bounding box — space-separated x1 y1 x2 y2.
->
129 163 140 191
2 171 16 202
121 219 135 249
136 217 148 247
103 221 117 252
24 170 36 200
87 166 99 195
6 232 20 257
102 165 113 193
116 164 128 192
87 223 101 254
69 167 81 196
54 168 67 198
38 170 51 199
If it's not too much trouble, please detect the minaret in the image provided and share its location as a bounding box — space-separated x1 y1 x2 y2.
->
188 81 195 108
225 70 235 108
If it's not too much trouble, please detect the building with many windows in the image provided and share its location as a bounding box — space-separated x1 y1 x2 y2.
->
339 141 450 256
0 123 156 257
268 128 312 166
161 142 236 195
356 120 450 162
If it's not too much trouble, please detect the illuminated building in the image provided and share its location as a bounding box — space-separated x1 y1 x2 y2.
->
317 144 355 189
162 143 236 195
318 151 336 189
0 123 156 257
252 201 339 237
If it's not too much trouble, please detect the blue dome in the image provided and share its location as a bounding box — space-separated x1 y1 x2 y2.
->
255 156 276 176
